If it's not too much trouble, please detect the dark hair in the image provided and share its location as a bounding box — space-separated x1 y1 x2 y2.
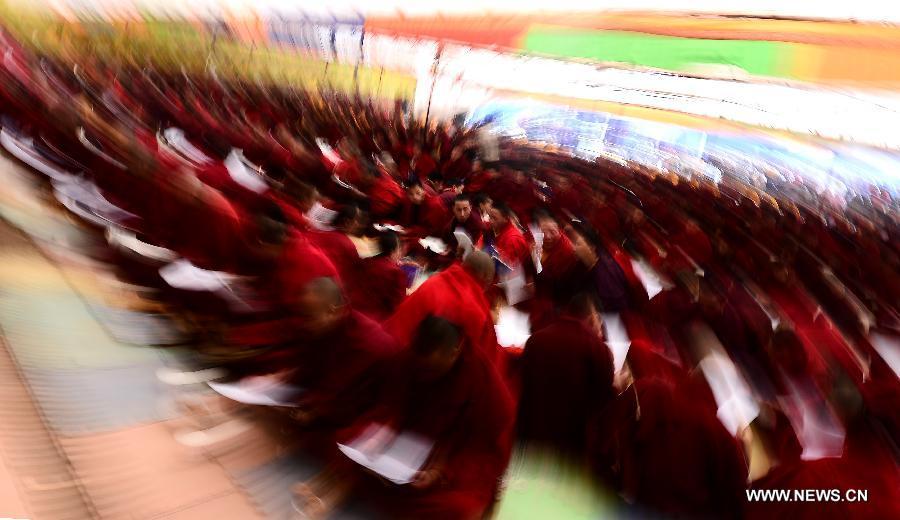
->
471 192 491 206
412 315 462 356
567 220 601 251
404 179 424 191
453 194 471 205
531 207 553 223
255 200 289 245
376 231 400 258
332 203 361 230
492 201 515 218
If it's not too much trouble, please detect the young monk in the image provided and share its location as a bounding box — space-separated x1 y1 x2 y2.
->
353 232 408 321
293 315 515 520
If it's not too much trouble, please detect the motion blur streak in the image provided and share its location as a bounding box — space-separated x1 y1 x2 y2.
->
0 3 897 520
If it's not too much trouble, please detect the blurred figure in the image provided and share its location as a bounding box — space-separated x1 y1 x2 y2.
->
294 315 515 520
517 292 613 462
354 232 408 321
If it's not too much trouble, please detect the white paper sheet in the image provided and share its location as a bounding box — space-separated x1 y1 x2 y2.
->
600 312 632 373
338 426 433 485
419 236 448 255
224 149 268 193
495 306 531 348
208 378 302 407
453 228 474 259
164 127 212 164
630 257 673 300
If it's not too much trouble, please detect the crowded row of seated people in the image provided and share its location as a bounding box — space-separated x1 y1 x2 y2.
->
1 30 898 519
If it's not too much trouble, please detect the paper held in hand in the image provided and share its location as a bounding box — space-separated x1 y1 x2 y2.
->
337 424 434 485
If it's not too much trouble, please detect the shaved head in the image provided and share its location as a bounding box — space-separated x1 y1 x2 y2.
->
463 250 495 286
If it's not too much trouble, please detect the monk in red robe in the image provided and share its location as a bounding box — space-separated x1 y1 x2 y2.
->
590 347 749 518
517 292 614 461
385 251 501 367
281 277 400 428
353 232 408 321
488 201 531 268
293 315 515 520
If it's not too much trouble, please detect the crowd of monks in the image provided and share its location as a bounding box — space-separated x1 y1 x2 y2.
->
1 29 898 519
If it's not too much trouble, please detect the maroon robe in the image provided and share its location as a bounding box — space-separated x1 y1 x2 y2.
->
517 315 614 459
386 264 501 367
342 348 515 520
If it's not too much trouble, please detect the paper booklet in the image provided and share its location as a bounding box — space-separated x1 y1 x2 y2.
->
337 425 434 485
208 376 303 407
453 228 474 259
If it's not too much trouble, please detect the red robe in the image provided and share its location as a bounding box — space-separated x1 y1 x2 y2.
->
386 264 501 367
517 315 614 459
593 376 748 518
493 222 531 268
288 310 400 427
343 349 515 520
352 256 408 322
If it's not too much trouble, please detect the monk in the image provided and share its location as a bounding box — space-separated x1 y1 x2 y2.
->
488 201 531 268
441 194 485 254
283 277 400 428
385 251 501 366
517 292 614 461
590 346 749 518
293 315 515 520
353 232 408 321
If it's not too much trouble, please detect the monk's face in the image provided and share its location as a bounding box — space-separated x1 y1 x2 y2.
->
571 231 598 266
295 290 343 336
414 344 462 382
408 185 425 205
539 219 561 245
488 208 508 231
453 200 472 223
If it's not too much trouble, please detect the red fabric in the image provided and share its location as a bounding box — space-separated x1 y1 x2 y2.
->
345 349 515 520
369 174 405 221
494 222 531 267
593 376 747 518
306 230 360 289
288 310 399 427
352 256 408 321
385 264 501 367
517 316 614 458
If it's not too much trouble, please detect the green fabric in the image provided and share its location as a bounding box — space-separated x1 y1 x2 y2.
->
523 28 792 78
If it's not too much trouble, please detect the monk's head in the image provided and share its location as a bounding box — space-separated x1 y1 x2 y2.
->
332 203 365 236
463 251 496 287
411 315 463 382
283 177 318 213
568 222 600 267
452 195 472 223
488 201 514 232
253 201 290 260
376 231 401 262
533 209 561 245
406 180 426 205
296 276 347 337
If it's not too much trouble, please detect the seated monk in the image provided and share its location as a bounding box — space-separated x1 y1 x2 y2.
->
747 373 900 520
283 277 399 428
441 194 485 256
488 201 531 269
530 210 580 328
517 292 614 462
352 232 408 321
293 315 515 520
590 347 748 518
385 251 501 367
